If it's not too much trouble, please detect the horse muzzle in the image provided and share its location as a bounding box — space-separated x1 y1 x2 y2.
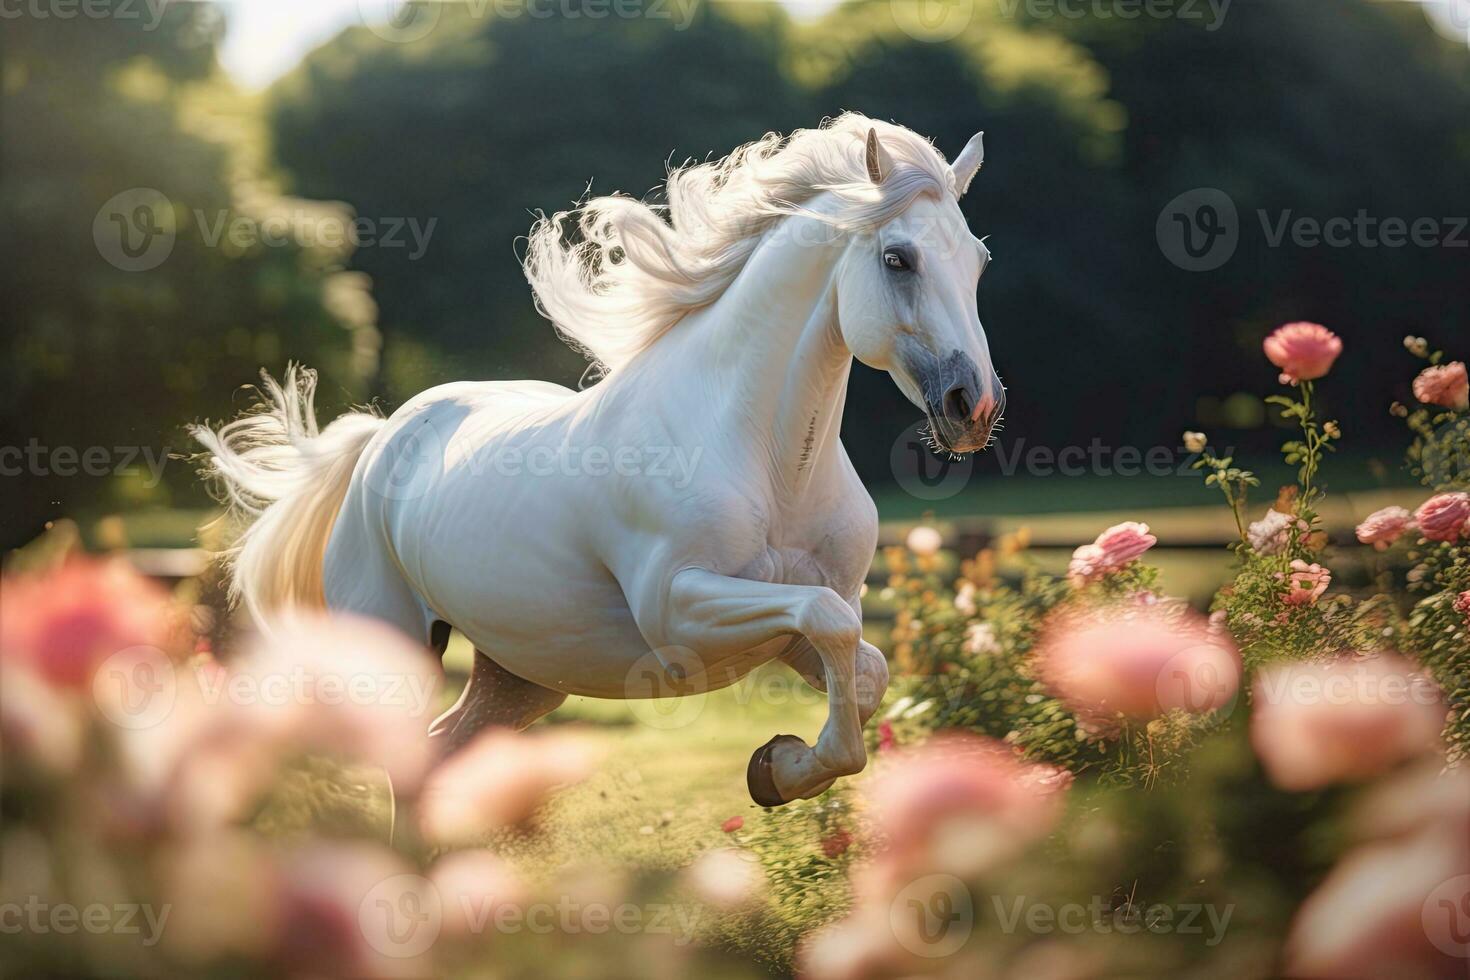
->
920 350 1005 455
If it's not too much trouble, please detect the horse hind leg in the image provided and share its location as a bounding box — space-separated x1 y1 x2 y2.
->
428 646 567 754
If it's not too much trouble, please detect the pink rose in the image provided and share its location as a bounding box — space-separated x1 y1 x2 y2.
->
418 728 596 844
1280 559 1331 606
1285 823 1469 977
1038 607 1240 720
1414 492 1470 543
1247 508 1298 556
1411 360 1469 410
1355 506 1413 551
864 734 1065 879
1251 655 1444 791
1068 522 1156 584
1263 321 1342 385
430 849 527 938
0 557 179 688
1455 591 1470 622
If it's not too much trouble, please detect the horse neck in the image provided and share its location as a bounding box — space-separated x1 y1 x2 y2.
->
688 211 854 494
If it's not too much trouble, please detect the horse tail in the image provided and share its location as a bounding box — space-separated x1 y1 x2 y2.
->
190 365 384 625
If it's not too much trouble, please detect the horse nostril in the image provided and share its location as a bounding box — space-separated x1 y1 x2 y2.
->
943 385 973 423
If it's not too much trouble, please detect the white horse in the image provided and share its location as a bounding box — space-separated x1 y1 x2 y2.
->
194 114 1003 806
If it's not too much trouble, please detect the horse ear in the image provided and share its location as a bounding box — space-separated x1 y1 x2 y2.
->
864 128 891 184
950 131 985 197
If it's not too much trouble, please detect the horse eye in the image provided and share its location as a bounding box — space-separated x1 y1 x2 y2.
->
882 250 909 271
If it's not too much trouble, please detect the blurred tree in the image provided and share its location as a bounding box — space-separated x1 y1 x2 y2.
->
1 3 375 547
270 1 807 402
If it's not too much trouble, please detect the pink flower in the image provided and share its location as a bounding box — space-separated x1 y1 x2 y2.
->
876 719 896 753
721 815 744 833
1263 321 1342 385
0 558 179 688
418 728 596 844
231 612 442 791
1280 559 1332 606
0 660 82 774
821 829 853 858
430 849 526 938
1286 827 1469 977
864 734 1065 879
1068 522 1156 584
1456 591 1470 622
1414 492 1470 543
1251 655 1444 792
1355 506 1413 551
1037 607 1240 720
273 842 430 977
1247 509 1298 556
1411 360 1469 410
686 848 764 909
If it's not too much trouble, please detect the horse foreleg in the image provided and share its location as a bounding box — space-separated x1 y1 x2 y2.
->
774 639 890 796
427 648 567 754
662 568 870 806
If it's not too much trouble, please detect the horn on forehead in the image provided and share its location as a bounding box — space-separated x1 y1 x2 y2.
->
950 131 985 197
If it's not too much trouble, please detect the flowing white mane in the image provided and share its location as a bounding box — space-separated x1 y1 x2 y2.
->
522 113 956 375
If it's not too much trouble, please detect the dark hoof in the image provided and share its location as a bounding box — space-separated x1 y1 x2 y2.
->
747 734 803 807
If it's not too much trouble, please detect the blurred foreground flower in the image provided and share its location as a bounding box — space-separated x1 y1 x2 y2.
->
685 847 765 909
1037 606 1240 720
1285 766 1470 977
1264 321 1342 385
863 733 1066 884
430 848 527 938
230 613 441 793
0 557 181 687
1251 655 1444 792
418 728 597 845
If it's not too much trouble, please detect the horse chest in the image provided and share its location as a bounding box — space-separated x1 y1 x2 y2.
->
734 508 877 601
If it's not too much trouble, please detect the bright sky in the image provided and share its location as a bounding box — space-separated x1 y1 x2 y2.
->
217 0 1467 92
216 0 843 90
